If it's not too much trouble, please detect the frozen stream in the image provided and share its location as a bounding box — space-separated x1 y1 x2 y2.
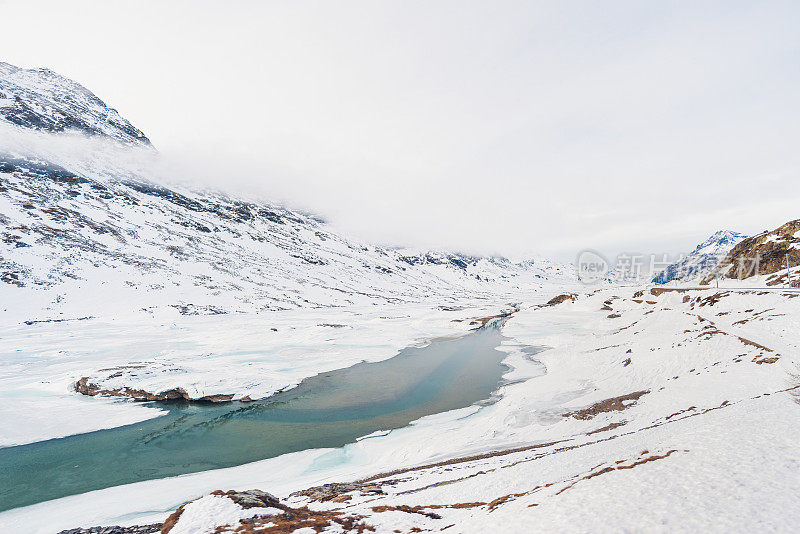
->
0 320 522 512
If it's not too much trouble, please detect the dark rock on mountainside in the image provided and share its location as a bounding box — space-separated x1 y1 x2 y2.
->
701 219 800 286
0 155 86 183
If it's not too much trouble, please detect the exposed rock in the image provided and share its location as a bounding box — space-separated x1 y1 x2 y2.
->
290 482 386 502
701 219 800 285
226 489 280 509
546 293 577 306
74 376 235 403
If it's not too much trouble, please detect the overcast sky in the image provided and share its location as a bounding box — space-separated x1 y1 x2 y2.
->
2 0 799 261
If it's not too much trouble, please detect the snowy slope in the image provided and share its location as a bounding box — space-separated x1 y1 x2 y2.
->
0 155 570 322
653 230 747 284
9 286 799 533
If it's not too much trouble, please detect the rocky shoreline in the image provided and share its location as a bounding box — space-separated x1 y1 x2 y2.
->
74 376 244 403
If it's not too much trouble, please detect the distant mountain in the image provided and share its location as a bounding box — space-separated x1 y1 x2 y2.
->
0 62 150 145
653 230 747 284
700 220 800 287
0 63 572 321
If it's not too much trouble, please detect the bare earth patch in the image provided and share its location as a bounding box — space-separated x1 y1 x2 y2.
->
564 391 649 420
161 490 374 534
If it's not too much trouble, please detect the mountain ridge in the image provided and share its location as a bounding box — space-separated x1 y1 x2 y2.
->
653 230 747 284
701 219 800 286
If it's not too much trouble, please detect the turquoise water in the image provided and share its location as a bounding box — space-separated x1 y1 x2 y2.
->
0 322 516 512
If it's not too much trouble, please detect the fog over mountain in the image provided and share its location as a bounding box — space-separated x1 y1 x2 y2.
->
2 1 800 260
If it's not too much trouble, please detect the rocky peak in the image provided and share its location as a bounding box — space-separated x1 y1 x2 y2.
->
653 230 747 284
0 61 150 145
693 230 748 254
701 219 800 286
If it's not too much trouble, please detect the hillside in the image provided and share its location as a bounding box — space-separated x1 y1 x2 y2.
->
653 230 747 284
701 219 800 287
21 285 799 533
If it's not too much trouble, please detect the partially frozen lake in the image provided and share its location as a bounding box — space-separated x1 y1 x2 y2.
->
0 321 519 511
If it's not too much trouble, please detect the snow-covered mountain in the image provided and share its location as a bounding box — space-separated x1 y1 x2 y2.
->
0 63 571 322
700 219 800 287
0 62 150 145
652 230 747 284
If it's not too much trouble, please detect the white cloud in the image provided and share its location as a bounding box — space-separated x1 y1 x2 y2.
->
2 0 799 260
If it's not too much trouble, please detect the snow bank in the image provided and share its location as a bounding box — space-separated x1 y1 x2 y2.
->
3 286 798 532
